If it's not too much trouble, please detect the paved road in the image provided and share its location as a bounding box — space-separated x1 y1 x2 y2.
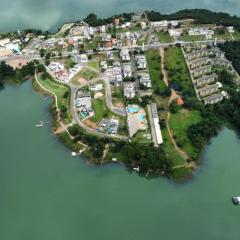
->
102 76 126 117
69 85 128 141
0 39 227 64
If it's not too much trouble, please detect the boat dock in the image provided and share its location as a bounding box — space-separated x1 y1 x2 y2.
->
35 121 51 128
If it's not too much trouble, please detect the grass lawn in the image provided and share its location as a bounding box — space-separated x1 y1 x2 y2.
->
58 132 84 152
154 95 169 119
130 25 142 32
169 109 202 160
64 58 75 69
232 30 240 40
87 61 99 70
164 46 195 96
213 29 232 40
111 86 125 107
84 37 100 50
161 128 186 166
79 68 98 80
171 166 192 180
153 95 186 166
145 49 167 94
137 35 148 45
38 75 72 124
132 130 152 144
181 34 205 42
155 31 172 43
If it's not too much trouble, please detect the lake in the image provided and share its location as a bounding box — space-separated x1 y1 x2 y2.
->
0 0 240 32
0 81 240 240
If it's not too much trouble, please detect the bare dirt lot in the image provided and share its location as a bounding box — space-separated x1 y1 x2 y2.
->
6 58 28 69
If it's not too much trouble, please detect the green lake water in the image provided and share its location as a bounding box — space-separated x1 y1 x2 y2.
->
0 81 240 239
0 0 240 32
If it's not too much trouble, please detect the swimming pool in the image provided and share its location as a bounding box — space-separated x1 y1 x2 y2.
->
139 114 145 121
127 106 140 113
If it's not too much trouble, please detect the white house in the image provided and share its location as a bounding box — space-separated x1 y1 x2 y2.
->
124 82 136 99
122 63 133 78
189 28 214 36
90 84 103 91
135 55 147 69
80 54 88 63
227 26 234 33
168 29 182 37
120 48 131 61
150 20 168 28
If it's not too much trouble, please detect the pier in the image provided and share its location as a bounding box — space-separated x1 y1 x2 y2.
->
35 121 51 128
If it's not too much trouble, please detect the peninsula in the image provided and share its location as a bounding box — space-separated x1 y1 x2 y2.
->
1 9 240 180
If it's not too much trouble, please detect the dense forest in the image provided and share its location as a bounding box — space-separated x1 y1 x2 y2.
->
147 9 240 30
0 61 35 89
218 41 240 74
83 13 133 27
68 124 172 176
82 9 240 30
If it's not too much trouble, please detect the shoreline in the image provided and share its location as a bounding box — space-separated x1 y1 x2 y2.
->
1 9 240 181
32 75 197 181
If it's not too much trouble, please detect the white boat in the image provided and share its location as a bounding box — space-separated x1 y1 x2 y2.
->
232 197 240 205
133 166 140 172
72 150 84 157
35 121 43 127
72 152 77 157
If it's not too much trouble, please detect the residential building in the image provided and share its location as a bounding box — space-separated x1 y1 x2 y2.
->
139 72 152 88
150 20 168 28
170 20 179 27
75 91 94 119
151 103 163 145
122 63 133 78
135 55 147 69
168 29 182 37
197 82 222 97
100 60 108 70
188 28 214 36
203 91 228 105
140 22 147 30
212 58 232 68
189 57 212 69
80 54 88 63
120 48 131 61
194 73 217 88
186 49 209 61
0 38 10 46
99 25 106 33
107 63 123 85
124 82 136 99
227 26 234 33
90 84 103 91
192 65 212 78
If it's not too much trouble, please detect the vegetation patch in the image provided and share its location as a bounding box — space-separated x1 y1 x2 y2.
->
155 31 172 43
38 74 72 124
145 49 169 96
164 46 198 107
64 58 75 69
111 86 125 107
87 61 99 70
169 109 202 160
79 68 98 80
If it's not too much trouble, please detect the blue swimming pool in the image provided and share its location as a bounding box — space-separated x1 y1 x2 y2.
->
139 114 145 121
127 106 140 113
